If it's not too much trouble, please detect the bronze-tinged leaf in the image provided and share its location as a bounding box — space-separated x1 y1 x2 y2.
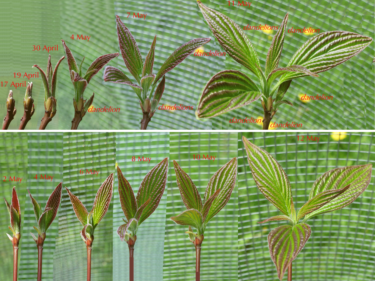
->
46 55 53 85
10 206 20 234
143 36 157 77
117 218 138 241
11 187 20 215
28 190 41 222
103 66 142 88
153 37 211 86
65 187 89 225
44 183 62 232
61 40 79 75
140 74 155 98
84 53 119 83
201 189 220 221
136 158 168 225
4 198 11 215
153 75 165 103
258 215 293 224
268 223 311 280
116 15 143 83
71 71 88 101
38 207 53 234
173 160 203 211
134 198 150 221
204 158 237 222
91 173 114 227
117 166 137 220
51 56 65 97
32 64 51 100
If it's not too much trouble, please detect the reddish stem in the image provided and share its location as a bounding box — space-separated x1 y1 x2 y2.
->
288 263 292 281
39 111 52 130
37 245 43 281
195 245 201 281
13 245 18 281
87 246 92 281
129 245 134 281
71 111 83 130
140 112 151 130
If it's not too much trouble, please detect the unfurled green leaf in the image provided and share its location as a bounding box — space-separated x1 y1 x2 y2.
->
265 14 289 76
134 198 150 222
287 31 372 77
258 215 293 224
201 189 220 221
268 65 318 85
51 56 65 97
197 70 261 118
154 37 210 85
204 158 237 222
173 160 203 211
198 1 261 78
143 36 156 77
91 173 114 227
297 185 350 221
117 166 137 221
141 74 155 98
171 209 203 232
33 64 51 100
305 164 372 220
136 158 168 224
84 53 119 83
28 190 41 222
274 80 292 103
103 66 142 89
268 223 311 280
38 208 53 233
43 183 62 232
66 188 89 225
61 40 79 74
242 137 292 216
116 15 143 83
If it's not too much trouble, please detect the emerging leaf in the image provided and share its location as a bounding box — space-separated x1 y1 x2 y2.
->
268 65 318 85
116 15 143 83
197 70 261 118
28 190 41 222
142 36 157 77
153 37 211 85
136 158 168 224
71 71 88 101
198 1 261 78
258 215 293 224
38 208 53 233
287 31 372 77
268 223 311 280
242 137 293 216
171 209 203 232
173 160 203 211
4 198 11 215
91 173 114 227
201 189 220 221
117 218 138 241
61 40 79 74
297 185 350 221
84 53 119 83
274 80 292 103
103 66 142 89
153 75 165 103
11 187 20 215
204 158 237 222
265 14 289 76
305 164 372 220
117 166 137 221
33 64 51 100
81 224 94 242
140 74 155 98
134 198 151 221
51 56 65 97
43 183 62 232
66 188 89 225
10 206 20 234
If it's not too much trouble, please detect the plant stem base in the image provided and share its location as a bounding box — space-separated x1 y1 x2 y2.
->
39 111 52 130
140 112 151 130
71 111 83 130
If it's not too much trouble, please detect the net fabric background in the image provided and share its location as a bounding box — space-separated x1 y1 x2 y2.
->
238 132 375 280
163 132 238 280
54 133 115 281
113 132 169 281
0 133 28 280
21 133 63 281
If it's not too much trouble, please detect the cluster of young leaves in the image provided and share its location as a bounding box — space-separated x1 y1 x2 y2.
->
28 183 62 244
62 40 119 120
242 136 372 280
66 174 114 246
4 187 21 243
196 2 372 122
116 158 168 244
103 16 210 128
171 158 237 243
33 55 65 122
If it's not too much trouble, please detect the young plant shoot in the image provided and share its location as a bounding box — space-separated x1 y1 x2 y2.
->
116 158 168 281
61 40 119 130
103 15 211 130
19 82 35 130
28 183 62 281
171 158 237 281
242 136 372 280
66 174 114 281
33 55 65 129
2 91 16 130
197 2 373 129
4 187 21 281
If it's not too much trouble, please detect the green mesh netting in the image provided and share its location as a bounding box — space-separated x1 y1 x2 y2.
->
238 132 375 280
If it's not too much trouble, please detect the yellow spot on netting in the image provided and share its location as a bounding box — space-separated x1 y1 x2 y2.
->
331 132 347 141
88 105 94 111
261 26 273 35
303 29 315 36
194 46 204 55
115 162 118 168
163 104 176 113
299 93 311 103
262 227 269 233
255 116 277 130
268 35 273 40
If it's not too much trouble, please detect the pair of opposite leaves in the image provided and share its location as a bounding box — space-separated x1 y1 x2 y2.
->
242 137 372 280
196 2 373 119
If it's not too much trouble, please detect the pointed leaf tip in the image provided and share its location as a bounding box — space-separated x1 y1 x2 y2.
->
91 173 114 227
117 165 137 221
66 187 89 225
